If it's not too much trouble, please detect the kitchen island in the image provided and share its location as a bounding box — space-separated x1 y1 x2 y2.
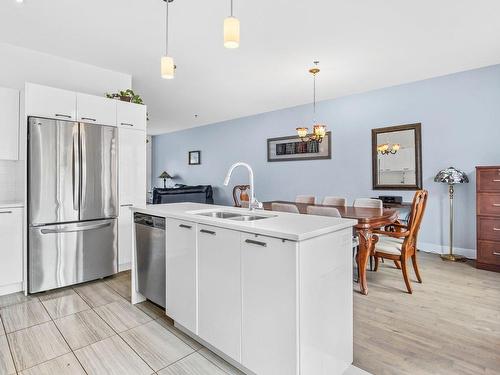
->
130 202 357 375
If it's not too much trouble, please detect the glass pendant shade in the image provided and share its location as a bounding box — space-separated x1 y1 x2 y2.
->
224 16 240 48
161 56 175 79
313 124 326 138
296 127 308 138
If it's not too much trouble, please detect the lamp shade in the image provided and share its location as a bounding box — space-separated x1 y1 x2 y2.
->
161 56 175 79
434 167 469 184
224 16 240 48
158 171 172 179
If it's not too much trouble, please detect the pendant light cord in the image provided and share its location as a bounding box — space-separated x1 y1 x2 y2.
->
165 0 169 55
231 0 234 16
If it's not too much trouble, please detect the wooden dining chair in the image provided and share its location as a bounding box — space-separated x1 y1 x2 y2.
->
371 190 429 294
232 185 250 207
322 196 347 206
271 202 300 214
296 195 316 204
353 198 383 209
306 206 341 217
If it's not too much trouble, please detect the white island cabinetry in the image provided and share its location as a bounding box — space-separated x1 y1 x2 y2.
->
166 218 197 333
131 203 355 375
198 224 241 362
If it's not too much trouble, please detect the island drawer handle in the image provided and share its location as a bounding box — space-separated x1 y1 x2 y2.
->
493 179 500 182
245 239 267 247
55 113 72 119
81 117 97 122
179 224 192 229
0 211 12 214
493 203 500 207
493 252 500 256
121 122 134 127
494 227 500 231
200 229 216 235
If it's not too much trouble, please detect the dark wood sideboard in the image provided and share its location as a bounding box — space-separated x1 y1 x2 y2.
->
476 166 500 272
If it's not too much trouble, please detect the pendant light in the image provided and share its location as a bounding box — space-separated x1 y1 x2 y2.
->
296 61 327 143
161 0 175 79
224 0 240 48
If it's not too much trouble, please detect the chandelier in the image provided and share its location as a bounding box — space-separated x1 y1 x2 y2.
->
377 143 400 155
296 61 327 143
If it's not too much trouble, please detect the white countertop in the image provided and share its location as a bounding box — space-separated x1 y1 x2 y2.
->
0 201 24 209
132 202 357 241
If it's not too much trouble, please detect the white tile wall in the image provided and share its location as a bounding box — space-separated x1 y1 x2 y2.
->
0 160 24 202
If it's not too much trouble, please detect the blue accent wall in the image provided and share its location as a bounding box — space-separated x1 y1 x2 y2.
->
153 64 500 255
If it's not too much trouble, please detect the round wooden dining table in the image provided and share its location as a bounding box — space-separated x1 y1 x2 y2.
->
263 201 399 295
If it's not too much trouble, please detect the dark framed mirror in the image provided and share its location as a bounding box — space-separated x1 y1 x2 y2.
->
372 123 422 190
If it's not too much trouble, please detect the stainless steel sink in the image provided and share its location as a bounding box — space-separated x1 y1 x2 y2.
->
194 210 275 221
197 211 242 219
229 215 271 221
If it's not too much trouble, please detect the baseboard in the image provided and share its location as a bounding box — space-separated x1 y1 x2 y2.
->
417 241 476 260
0 282 23 296
118 262 131 272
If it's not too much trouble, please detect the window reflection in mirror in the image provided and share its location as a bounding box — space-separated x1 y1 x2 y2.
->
372 124 422 190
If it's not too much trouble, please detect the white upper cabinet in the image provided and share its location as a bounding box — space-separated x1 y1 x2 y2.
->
117 101 147 131
0 87 20 160
26 83 76 121
77 93 116 126
119 128 146 206
198 224 242 362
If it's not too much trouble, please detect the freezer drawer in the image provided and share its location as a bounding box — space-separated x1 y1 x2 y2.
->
29 219 117 293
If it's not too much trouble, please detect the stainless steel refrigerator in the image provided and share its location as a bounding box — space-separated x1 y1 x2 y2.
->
28 117 118 293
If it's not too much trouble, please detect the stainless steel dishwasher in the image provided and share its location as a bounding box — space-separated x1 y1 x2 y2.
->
134 213 166 308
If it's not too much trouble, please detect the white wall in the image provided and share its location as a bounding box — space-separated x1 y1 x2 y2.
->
0 42 132 202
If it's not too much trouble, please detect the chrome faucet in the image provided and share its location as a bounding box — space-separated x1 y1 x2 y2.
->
223 162 262 211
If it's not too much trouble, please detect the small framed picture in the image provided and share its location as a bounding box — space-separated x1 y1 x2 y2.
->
188 151 201 165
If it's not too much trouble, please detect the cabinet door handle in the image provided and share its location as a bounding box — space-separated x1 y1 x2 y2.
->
81 117 97 122
179 224 192 229
245 239 267 247
0 211 12 214
200 229 216 235
494 227 500 231
493 204 500 207
121 122 134 127
55 113 72 119
493 179 500 182
120 204 133 207
493 252 500 256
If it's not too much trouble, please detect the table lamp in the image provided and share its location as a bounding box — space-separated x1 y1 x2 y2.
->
158 171 172 188
434 167 469 261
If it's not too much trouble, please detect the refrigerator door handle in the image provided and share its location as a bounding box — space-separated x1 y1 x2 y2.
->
40 222 111 234
80 124 87 209
72 126 80 211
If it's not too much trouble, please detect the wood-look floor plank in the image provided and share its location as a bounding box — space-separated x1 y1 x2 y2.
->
353 252 500 375
198 347 246 375
54 309 115 350
105 275 132 301
0 300 51 333
75 335 153 375
41 292 90 319
155 317 203 350
94 299 152 333
74 282 124 308
7 321 70 371
20 353 86 375
0 292 35 309
0 335 16 375
120 320 194 371
158 352 227 375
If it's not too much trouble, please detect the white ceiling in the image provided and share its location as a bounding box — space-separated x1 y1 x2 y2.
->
1 0 500 134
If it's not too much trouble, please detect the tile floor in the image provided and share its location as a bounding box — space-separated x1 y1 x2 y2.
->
0 272 246 375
